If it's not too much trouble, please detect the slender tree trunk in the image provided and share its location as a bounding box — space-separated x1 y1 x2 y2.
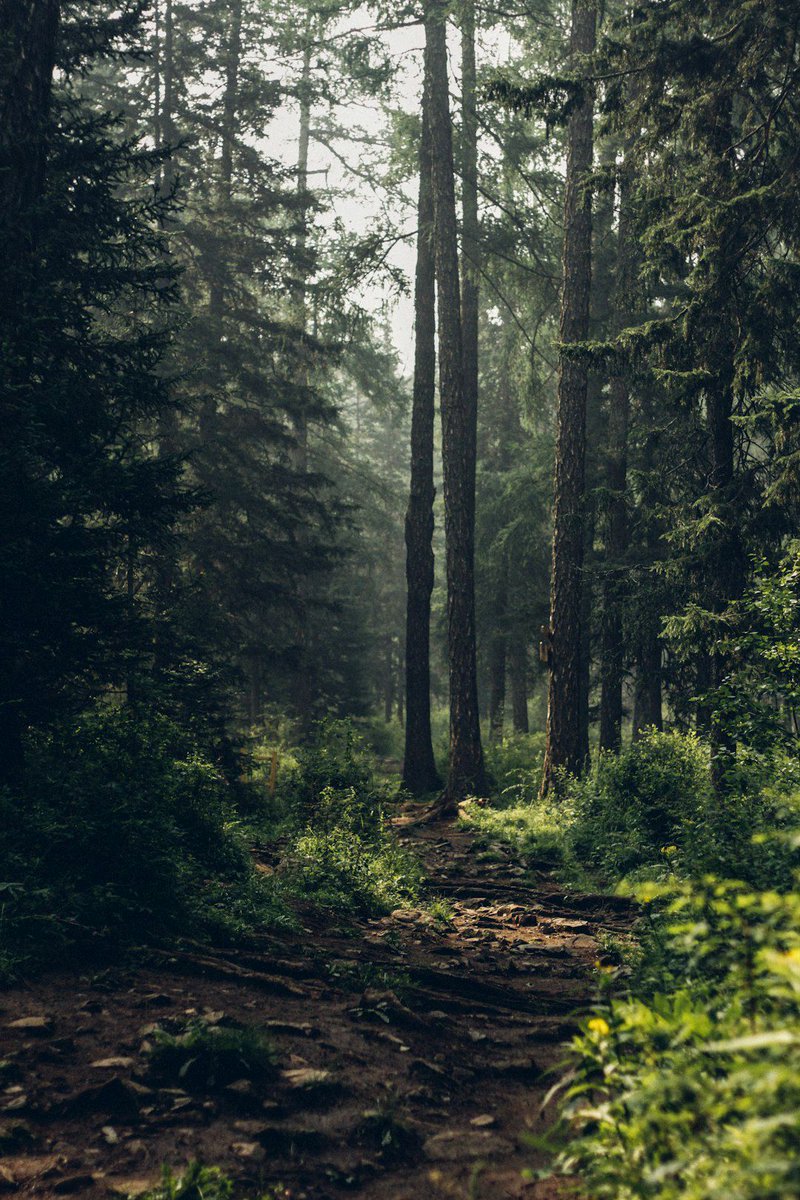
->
425 0 487 806
208 0 241 327
578 482 595 760
704 99 744 788
460 0 479 530
632 616 662 739
383 635 396 725
599 152 634 752
541 0 596 795
402 85 442 794
291 21 315 729
488 581 507 744
509 636 529 733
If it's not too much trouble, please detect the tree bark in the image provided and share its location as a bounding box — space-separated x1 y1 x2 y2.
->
402 84 442 794
291 19 315 729
541 0 596 795
599 149 634 753
460 0 479 531
425 0 487 805
632 615 662 739
703 98 744 788
488 594 507 743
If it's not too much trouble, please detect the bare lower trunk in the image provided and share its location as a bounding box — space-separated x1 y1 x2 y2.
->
599 150 634 753
425 0 486 804
632 620 662 740
488 574 507 743
402 82 441 795
541 0 596 795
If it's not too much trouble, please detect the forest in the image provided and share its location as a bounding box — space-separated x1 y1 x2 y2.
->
2 0 800 1196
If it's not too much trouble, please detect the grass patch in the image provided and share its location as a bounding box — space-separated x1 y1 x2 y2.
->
145 1018 277 1091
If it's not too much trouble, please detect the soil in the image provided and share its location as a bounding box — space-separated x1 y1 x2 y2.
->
0 818 637 1199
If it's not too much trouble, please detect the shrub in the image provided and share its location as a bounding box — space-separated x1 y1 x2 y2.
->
565 731 712 880
0 707 262 976
553 875 800 1200
285 825 423 918
141 1165 234 1200
146 1019 276 1091
276 719 384 829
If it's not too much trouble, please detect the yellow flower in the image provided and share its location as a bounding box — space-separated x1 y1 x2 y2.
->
588 1018 610 1037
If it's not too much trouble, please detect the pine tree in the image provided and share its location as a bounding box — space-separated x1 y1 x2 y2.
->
0 0 185 776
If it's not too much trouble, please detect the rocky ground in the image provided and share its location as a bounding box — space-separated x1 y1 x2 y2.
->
0 819 636 1199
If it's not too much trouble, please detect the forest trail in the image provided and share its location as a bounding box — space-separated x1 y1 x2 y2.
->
0 819 636 1200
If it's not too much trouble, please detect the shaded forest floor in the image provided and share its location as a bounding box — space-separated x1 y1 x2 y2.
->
0 815 637 1199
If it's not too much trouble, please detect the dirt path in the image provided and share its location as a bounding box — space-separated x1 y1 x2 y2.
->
0 820 636 1199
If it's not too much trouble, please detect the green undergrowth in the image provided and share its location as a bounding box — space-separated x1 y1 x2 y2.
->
140 1163 289 1200
0 712 424 982
466 731 800 1198
260 719 424 920
548 871 800 1199
145 1017 277 1091
461 729 800 892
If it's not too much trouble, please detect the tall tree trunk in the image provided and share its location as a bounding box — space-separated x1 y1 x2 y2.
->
402 84 442 794
704 98 744 788
632 614 662 739
291 20 315 729
383 635 396 725
208 0 241 327
541 0 596 795
578 482 595 760
425 0 487 806
460 0 479 530
599 151 634 752
509 636 529 733
488 571 507 743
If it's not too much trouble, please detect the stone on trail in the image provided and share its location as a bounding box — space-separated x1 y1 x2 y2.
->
5 1017 52 1036
90 1058 135 1070
231 1140 265 1161
423 1128 513 1160
105 1176 160 1197
281 1070 331 1089
61 1077 140 1119
0 1156 61 1187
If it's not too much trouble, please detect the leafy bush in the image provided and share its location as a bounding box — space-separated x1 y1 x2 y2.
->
265 719 423 918
275 719 385 828
564 731 711 880
285 825 423 918
459 795 565 867
553 874 800 1200
0 707 275 977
